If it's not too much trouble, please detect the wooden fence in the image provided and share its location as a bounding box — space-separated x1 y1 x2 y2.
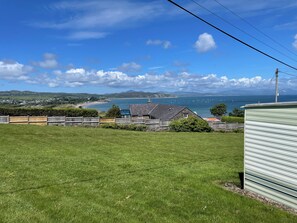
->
9 116 47 125
0 116 243 131
115 118 170 130
0 116 9 124
1 116 101 127
0 116 169 130
208 122 244 131
100 118 116 124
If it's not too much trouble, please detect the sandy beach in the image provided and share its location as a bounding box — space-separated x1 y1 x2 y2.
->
75 100 108 108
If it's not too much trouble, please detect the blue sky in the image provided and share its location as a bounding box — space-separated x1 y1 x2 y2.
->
1 0 297 94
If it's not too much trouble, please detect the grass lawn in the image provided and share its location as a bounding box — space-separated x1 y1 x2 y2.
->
0 124 296 223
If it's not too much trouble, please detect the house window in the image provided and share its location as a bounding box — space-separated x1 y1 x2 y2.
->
183 113 189 118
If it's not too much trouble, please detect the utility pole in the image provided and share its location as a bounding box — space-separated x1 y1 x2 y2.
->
275 68 279 103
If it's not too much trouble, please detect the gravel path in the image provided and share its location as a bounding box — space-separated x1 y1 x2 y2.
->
223 182 297 216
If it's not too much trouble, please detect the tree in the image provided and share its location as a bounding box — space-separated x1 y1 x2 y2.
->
210 103 227 117
229 108 244 117
105 104 121 118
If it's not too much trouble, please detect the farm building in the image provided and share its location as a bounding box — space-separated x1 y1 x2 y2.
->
244 102 297 210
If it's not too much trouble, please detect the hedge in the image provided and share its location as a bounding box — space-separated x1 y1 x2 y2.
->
0 107 98 117
100 123 147 131
169 116 212 132
221 116 244 123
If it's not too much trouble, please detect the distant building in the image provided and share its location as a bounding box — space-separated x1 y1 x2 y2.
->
129 103 200 121
203 117 220 122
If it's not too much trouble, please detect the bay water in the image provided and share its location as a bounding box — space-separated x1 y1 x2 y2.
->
87 95 297 118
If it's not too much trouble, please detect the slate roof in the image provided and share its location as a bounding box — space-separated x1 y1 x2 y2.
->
129 103 196 121
129 103 158 117
149 104 186 121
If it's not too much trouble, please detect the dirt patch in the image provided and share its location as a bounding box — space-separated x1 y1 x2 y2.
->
223 182 297 216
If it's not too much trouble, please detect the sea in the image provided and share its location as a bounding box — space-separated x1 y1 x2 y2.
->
86 95 297 118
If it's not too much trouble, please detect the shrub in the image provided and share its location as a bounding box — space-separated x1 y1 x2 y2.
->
105 105 121 118
221 116 244 123
169 116 212 132
134 125 148 131
0 107 98 117
118 124 147 131
233 128 244 133
100 123 147 131
100 123 118 129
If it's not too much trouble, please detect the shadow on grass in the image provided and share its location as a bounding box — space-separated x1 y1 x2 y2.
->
238 172 244 189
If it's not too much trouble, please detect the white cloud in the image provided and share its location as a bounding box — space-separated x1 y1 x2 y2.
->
235 76 263 87
293 34 297 50
275 21 297 30
48 83 57 87
38 66 278 93
163 41 172 49
36 0 296 30
65 81 84 87
118 62 141 72
148 66 164 70
1 58 296 94
34 53 58 69
146 39 161 45
66 68 86 75
146 39 172 49
195 33 216 53
0 61 32 80
67 31 108 40
33 0 167 40
47 1 165 29
30 0 297 42
62 68 92 82
53 70 63 75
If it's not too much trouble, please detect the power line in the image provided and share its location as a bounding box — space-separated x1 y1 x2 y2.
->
278 70 297 77
212 0 297 58
167 0 297 71
189 0 297 63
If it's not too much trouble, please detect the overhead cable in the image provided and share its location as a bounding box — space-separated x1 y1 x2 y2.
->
213 0 297 58
279 70 297 77
189 0 297 63
167 0 297 71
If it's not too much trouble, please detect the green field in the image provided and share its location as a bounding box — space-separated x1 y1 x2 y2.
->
0 125 295 222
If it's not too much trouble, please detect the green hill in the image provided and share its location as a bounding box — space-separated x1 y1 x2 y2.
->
0 90 174 107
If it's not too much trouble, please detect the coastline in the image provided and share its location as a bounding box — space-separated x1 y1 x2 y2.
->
75 101 108 108
75 97 176 109
108 96 178 100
